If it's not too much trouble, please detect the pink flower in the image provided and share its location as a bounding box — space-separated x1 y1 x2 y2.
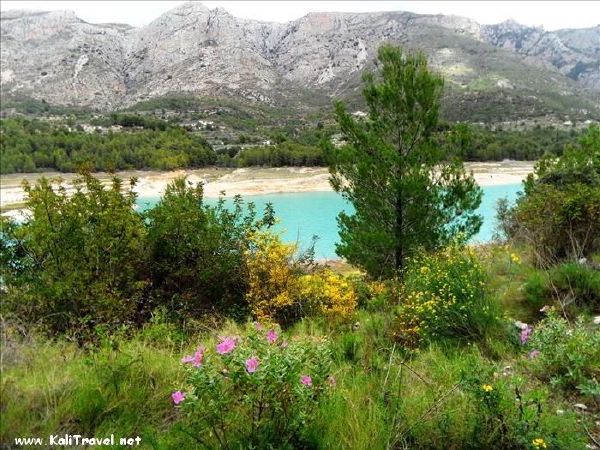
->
171 390 185 405
181 346 205 367
300 375 312 387
267 329 278 344
528 350 541 359
254 321 263 330
246 357 259 373
520 326 532 344
216 337 236 354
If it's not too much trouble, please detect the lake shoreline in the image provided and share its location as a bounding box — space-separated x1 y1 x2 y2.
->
1 162 533 214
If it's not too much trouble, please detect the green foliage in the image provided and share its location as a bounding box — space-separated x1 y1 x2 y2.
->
237 142 324 167
92 113 171 131
393 244 499 345
526 313 600 396
509 126 600 264
525 263 600 316
0 118 215 173
146 178 271 319
176 323 333 448
0 174 276 336
437 122 586 162
460 368 585 450
0 174 148 336
325 45 482 278
523 271 552 313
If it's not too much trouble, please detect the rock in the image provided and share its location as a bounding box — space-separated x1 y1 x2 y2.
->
514 321 529 330
573 403 588 411
1 3 598 115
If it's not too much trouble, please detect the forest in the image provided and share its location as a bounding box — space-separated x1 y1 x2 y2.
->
0 115 589 173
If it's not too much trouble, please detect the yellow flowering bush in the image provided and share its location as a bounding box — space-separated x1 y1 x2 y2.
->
244 231 299 322
393 243 498 345
297 270 357 321
245 231 356 324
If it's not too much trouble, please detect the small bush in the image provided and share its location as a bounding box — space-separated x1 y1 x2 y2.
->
526 313 600 395
244 231 303 323
461 369 587 450
393 244 499 345
146 178 271 319
523 271 552 313
550 263 600 312
174 323 333 448
245 231 357 325
509 126 600 264
296 270 357 321
524 263 600 316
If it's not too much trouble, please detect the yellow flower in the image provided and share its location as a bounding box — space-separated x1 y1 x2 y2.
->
510 253 521 264
532 438 547 449
420 266 430 275
482 384 494 392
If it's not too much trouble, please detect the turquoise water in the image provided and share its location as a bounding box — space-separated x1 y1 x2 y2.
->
137 183 522 259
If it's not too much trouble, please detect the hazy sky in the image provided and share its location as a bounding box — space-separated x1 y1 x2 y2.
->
1 1 599 30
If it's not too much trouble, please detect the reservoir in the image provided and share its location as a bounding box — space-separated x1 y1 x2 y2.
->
138 183 522 259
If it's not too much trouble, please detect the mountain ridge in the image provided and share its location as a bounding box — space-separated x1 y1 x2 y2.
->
1 2 599 121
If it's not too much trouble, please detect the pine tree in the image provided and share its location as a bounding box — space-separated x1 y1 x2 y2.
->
325 44 482 278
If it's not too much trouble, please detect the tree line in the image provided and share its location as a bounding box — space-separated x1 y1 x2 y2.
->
0 116 589 175
0 118 215 173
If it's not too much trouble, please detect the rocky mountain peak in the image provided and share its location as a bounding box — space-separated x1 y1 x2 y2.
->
1 5 598 120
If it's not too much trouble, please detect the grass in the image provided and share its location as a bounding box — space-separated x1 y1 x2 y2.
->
1 245 598 449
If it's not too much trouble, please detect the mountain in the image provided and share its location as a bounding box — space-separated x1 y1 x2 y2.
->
1 3 599 121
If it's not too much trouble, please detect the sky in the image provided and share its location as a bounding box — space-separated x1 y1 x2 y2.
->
1 1 599 30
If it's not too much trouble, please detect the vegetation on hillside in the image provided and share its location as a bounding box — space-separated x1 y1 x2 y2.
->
1 114 591 175
1 45 598 449
0 118 215 173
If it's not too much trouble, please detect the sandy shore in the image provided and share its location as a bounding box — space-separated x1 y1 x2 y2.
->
1 162 533 215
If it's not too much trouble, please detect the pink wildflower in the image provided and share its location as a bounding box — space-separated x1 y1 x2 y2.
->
528 350 541 359
300 375 312 387
171 390 185 405
216 337 236 354
181 346 205 367
520 326 533 344
246 357 259 373
254 321 263 330
267 329 278 344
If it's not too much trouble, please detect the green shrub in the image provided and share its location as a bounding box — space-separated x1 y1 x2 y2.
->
524 263 600 316
550 263 600 313
393 244 499 345
0 174 148 337
513 183 600 265
523 271 552 313
461 367 587 450
146 178 272 319
174 323 333 448
510 126 600 264
526 313 600 395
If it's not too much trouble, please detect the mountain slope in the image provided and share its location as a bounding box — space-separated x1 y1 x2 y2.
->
1 3 598 121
